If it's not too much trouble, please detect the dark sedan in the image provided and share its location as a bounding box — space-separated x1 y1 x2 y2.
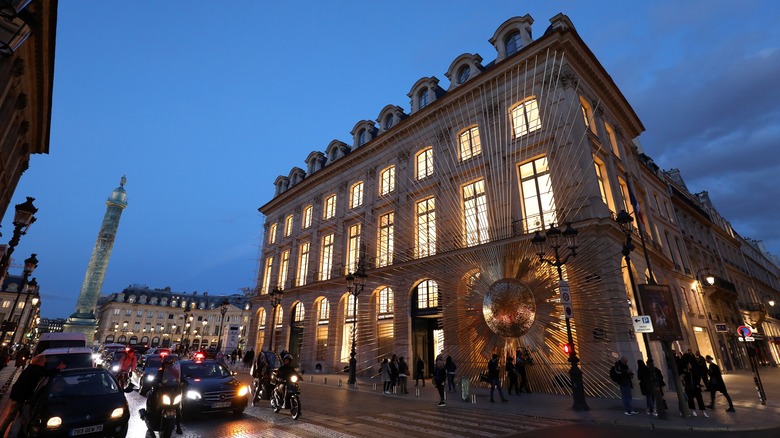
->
131 353 179 396
180 359 248 416
17 368 130 437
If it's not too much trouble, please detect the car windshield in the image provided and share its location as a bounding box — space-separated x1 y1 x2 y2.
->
47 372 120 398
145 357 162 368
181 362 231 379
43 353 92 371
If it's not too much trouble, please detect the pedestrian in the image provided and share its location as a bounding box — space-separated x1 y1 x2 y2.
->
613 356 638 415
487 353 508 403
506 355 519 395
0 354 62 436
636 359 656 415
705 355 735 412
0 345 9 369
445 356 457 393
231 348 239 366
415 356 425 387
433 357 447 406
398 356 409 394
243 348 255 370
517 350 531 393
694 351 709 387
389 354 400 393
380 358 392 394
681 362 708 417
15 345 30 369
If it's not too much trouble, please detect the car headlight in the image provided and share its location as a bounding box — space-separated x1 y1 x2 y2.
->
46 416 62 429
111 365 119 372
146 375 155 382
237 386 249 397
290 375 298 383
110 408 124 419
173 394 182 405
186 390 201 400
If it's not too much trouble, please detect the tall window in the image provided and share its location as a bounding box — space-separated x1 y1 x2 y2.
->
342 294 357 362
510 98 541 138
594 158 614 213
417 280 439 309
350 182 364 209
505 31 522 56
579 96 596 134
268 223 277 244
416 147 434 180
262 257 273 294
463 179 489 246
297 242 310 286
519 156 557 232
617 177 630 212
323 195 337 219
378 287 394 316
380 166 395 196
604 122 621 158
377 212 394 267
284 215 293 237
316 299 329 361
279 249 290 289
302 205 313 229
319 298 330 321
418 89 428 109
346 224 362 274
416 197 437 257
319 234 334 281
459 126 482 161
358 129 367 146
293 302 305 323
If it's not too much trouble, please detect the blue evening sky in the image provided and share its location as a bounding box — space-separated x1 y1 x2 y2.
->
5 1 780 318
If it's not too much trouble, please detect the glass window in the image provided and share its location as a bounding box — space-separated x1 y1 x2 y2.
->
297 242 310 287
510 98 541 138
416 197 437 258
284 215 293 237
417 280 439 309
505 31 522 56
459 126 482 161
268 223 277 244
302 205 312 229
319 234 334 281
379 166 395 196
580 96 596 134
323 195 337 219
518 156 557 232
279 250 290 289
377 212 394 267
346 224 362 274
604 122 621 158
418 89 428 109
262 257 273 294
594 158 614 213
350 182 364 209
358 129 367 146
416 148 434 180
293 303 305 322
463 179 489 246
384 115 394 130
378 287 394 316
457 65 470 84
318 298 330 321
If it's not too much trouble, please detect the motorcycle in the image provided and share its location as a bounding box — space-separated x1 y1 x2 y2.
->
252 373 274 405
269 370 302 420
137 383 182 438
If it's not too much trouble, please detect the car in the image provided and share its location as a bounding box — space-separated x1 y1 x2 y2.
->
39 347 94 371
16 367 130 437
34 333 88 355
131 353 179 396
145 347 170 356
180 358 249 416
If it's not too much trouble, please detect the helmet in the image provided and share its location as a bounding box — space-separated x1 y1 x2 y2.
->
283 354 292 363
162 356 177 366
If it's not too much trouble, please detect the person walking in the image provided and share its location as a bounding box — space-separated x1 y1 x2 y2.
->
415 356 425 387
506 356 519 395
0 354 63 436
487 353 508 403
445 356 457 393
433 358 447 406
682 362 708 417
613 356 638 415
14 345 30 370
517 350 531 393
380 358 392 394
243 348 255 370
398 356 410 394
636 359 656 415
705 355 735 412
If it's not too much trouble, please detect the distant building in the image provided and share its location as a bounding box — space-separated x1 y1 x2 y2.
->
38 317 66 334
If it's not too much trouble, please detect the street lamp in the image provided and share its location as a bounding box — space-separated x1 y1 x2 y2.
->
345 260 367 385
0 197 38 283
267 287 283 352
0 252 38 345
532 223 588 411
217 298 230 353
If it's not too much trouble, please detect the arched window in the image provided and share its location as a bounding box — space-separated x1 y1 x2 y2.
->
350 182 364 209
417 280 439 309
378 287 394 318
358 129 367 146
505 31 522 56
377 287 394 358
316 298 329 361
384 114 394 130
579 96 596 134
293 302 305 323
418 89 429 109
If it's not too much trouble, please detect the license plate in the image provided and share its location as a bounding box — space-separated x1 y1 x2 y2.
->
211 401 231 408
71 425 103 436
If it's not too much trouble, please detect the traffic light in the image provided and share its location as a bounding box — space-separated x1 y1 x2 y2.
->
562 343 572 355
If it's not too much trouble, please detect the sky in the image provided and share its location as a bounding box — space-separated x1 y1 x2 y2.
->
4 1 780 319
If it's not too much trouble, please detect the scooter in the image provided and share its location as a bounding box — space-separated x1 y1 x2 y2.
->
269 371 302 420
137 383 182 438
252 373 274 405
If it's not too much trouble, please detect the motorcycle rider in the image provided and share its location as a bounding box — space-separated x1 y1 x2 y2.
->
273 354 297 404
139 356 183 435
117 346 138 386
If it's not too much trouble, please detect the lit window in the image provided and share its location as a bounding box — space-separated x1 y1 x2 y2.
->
342 294 357 362
323 195 337 219
417 280 439 309
459 126 482 161
350 182 364 209
262 257 273 294
268 223 277 244
505 31 522 56
416 197 437 258
418 89 428 109
279 250 290 289
377 212 394 267
302 205 312 229
463 179 489 246
319 298 330 321
617 177 630 212
604 122 621 158
297 242 310 286
346 224 362 274
319 234 334 281
518 156 557 232
416 148 434 180
594 158 614 213
510 98 541 138
378 287 394 316
113 308 120 315
579 96 596 134
293 302 305 322
275 308 283 326
380 166 395 196
284 215 293 237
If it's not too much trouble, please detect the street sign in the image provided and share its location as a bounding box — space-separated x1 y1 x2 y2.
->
737 336 755 342
559 281 574 318
715 323 729 333
632 315 654 333
737 325 753 338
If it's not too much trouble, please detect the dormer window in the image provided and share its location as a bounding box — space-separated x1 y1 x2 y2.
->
505 31 523 56
457 65 471 84
358 129 367 146
418 89 429 109
384 115 394 130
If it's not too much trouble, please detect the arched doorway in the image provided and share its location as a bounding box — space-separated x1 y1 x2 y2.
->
288 302 305 367
411 279 442 377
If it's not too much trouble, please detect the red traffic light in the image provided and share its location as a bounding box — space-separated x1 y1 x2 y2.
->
562 343 572 355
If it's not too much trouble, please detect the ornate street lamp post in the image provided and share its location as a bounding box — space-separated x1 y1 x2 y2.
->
0 253 38 345
217 298 230 353
0 197 38 283
532 223 589 411
267 287 283 352
345 261 367 385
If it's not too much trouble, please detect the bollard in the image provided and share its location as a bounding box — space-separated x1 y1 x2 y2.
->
353 381 359 389
310 376 314 382
373 383 377 391
338 379 342 387
471 394 477 404
323 377 327 385
392 386 397 394
415 387 420 397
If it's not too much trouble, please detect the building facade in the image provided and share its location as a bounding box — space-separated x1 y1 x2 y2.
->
0 273 40 345
250 12 779 399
